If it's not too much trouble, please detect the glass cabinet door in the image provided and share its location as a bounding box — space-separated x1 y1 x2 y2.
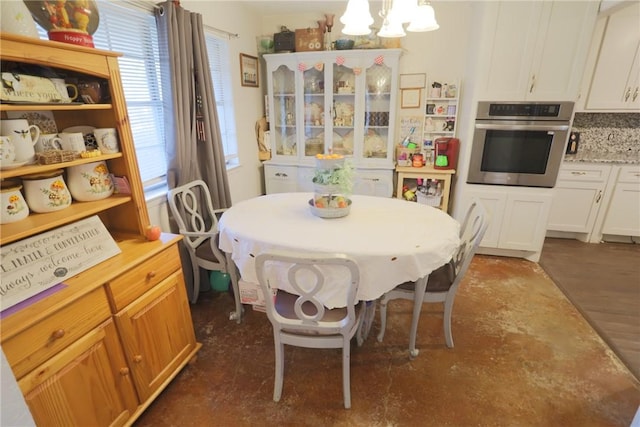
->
331 63 356 157
271 64 297 157
363 62 392 160
302 66 325 158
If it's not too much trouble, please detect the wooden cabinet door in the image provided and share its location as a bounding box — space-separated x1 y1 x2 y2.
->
115 270 197 401
586 2 640 110
18 320 138 427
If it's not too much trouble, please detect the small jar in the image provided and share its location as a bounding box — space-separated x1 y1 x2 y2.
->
1 180 29 223
66 161 114 201
22 169 72 213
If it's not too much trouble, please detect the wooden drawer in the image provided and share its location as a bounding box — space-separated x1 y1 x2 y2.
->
617 166 640 184
558 164 611 183
3 287 111 379
106 243 182 311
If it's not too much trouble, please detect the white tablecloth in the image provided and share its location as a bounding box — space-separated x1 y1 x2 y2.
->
218 193 460 308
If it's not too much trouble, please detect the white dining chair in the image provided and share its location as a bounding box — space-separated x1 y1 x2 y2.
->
167 180 242 321
377 200 488 358
255 251 364 409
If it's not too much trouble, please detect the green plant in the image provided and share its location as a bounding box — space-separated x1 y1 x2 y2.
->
312 160 354 194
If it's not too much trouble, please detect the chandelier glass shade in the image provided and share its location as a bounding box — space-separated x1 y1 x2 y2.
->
341 0 439 36
406 0 439 32
340 0 374 35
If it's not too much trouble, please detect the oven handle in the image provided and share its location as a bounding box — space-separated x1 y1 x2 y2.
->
475 123 569 131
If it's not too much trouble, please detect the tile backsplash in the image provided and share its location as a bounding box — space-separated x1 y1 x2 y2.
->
572 113 640 153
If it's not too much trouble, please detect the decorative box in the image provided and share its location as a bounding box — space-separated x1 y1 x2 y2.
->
274 27 295 52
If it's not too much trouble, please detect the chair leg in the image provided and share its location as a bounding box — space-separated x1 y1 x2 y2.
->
273 333 284 402
443 292 456 348
342 340 351 409
408 276 428 359
377 296 388 342
189 259 201 304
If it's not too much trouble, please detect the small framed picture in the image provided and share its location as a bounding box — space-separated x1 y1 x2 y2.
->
401 88 421 109
399 73 426 89
240 53 259 87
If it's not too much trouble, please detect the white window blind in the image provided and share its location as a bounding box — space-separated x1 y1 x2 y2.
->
205 33 239 166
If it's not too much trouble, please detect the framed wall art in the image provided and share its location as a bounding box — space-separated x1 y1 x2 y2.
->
240 53 259 87
401 88 421 109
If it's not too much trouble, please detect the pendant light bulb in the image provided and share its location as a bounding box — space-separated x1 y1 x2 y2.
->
407 0 439 32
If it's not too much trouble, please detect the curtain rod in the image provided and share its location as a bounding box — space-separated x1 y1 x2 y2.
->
153 2 240 40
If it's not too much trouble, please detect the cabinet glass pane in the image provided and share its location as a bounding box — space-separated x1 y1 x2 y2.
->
272 65 297 156
332 63 355 156
303 67 325 157
364 63 391 159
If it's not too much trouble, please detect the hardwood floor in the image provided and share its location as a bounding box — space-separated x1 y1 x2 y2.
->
539 237 640 380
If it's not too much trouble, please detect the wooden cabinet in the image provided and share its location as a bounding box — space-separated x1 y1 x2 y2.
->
585 2 640 110
17 319 138 427
601 165 640 237
0 34 200 426
395 166 455 212
547 163 612 239
466 187 552 262
263 49 401 197
480 1 597 101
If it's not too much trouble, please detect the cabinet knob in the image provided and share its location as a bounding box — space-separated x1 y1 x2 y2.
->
633 87 638 102
133 355 143 363
595 190 602 204
146 271 157 280
625 87 631 102
571 171 586 176
51 329 65 340
119 367 130 376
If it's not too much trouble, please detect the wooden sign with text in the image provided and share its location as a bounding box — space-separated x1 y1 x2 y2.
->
0 216 121 311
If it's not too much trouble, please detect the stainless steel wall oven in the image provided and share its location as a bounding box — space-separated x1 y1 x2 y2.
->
467 101 574 187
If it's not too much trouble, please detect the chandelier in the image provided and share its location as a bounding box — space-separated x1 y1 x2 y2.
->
341 0 439 37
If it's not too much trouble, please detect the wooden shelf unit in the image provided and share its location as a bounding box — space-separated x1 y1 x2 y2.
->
395 165 456 212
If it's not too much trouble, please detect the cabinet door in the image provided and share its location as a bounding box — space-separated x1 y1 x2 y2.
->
586 2 640 110
500 192 552 251
481 1 542 101
264 164 298 194
19 320 138 427
115 270 197 401
302 64 327 158
528 1 598 101
267 59 299 159
465 190 507 248
601 183 640 237
353 169 393 197
547 182 605 233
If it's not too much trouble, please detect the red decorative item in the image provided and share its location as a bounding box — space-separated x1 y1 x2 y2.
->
297 63 307 72
374 55 384 65
336 56 345 66
433 137 460 171
145 225 162 241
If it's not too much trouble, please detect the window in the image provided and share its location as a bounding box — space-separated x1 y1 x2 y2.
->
205 33 239 167
36 1 239 197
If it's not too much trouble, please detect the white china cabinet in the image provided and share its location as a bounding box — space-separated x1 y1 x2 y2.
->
478 1 598 101
263 49 401 197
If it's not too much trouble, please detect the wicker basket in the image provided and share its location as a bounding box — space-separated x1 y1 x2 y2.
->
36 150 79 165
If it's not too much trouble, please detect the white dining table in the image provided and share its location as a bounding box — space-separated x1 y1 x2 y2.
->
219 193 460 346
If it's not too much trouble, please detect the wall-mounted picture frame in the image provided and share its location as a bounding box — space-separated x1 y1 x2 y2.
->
240 53 259 87
401 88 421 109
399 73 426 89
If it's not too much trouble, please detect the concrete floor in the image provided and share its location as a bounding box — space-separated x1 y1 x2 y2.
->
134 255 640 426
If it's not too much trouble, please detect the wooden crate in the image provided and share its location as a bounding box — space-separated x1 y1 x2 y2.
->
295 28 323 52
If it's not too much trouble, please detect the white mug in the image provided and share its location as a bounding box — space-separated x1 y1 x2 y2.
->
59 132 86 153
35 133 63 153
0 119 40 163
94 128 119 154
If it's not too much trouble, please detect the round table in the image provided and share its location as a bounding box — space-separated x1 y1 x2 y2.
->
218 193 460 309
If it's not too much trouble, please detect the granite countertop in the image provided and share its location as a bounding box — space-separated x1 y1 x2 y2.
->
564 148 640 165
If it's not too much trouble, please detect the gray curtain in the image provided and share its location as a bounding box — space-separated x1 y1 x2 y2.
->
156 1 232 209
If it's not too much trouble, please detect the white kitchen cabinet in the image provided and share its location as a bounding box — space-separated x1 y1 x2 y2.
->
353 169 394 197
585 1 640 110
601 166 640 237
466 187 552 261
263 49 401 195
480 1 598 101
547 163 612 238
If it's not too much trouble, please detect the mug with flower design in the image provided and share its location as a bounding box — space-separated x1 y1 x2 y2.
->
22 170 72 213
67 161 114 201
1 180 29 223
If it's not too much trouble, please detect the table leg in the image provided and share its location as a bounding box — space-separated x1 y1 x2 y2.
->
226 252 243 323
356 300 376 346
409 275 428 358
